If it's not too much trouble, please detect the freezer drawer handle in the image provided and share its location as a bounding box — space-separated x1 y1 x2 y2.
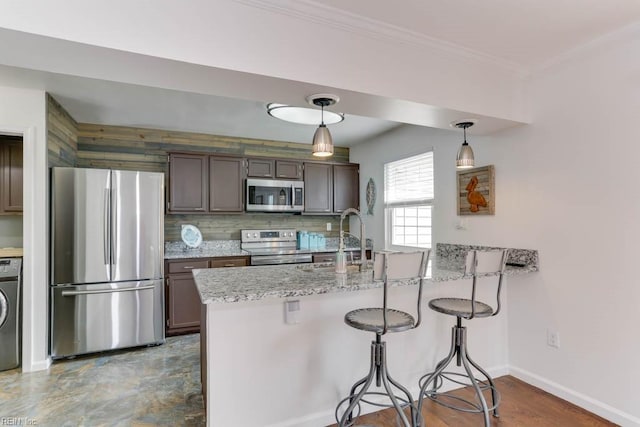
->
61 285 156 296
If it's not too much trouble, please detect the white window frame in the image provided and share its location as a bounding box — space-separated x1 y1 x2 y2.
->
383 151 434 251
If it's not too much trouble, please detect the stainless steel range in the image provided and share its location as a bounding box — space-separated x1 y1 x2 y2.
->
241 229 312 266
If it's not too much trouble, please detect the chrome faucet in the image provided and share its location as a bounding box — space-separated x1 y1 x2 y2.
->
339 208 369 271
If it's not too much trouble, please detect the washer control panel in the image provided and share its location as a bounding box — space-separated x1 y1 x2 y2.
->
0 258 22 279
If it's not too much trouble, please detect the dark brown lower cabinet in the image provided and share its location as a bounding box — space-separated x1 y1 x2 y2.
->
165 256 249 336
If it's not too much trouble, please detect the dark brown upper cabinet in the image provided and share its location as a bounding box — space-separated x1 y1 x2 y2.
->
247 158 274 178
304 162 333 213
209 156 244 212
275 160 303 180
168 153 208 213
0 138 23 214
303 162 359 214
247 158 302 180
168 153 244 214
333 164 360 213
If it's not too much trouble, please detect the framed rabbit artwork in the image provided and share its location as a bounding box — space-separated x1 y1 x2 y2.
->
457 165 495 215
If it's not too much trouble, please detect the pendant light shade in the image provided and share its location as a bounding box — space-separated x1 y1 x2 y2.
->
312 124 334 157
311 96 336 157
455 121 475 169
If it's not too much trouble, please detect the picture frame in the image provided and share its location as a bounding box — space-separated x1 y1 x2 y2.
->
457 165 495 215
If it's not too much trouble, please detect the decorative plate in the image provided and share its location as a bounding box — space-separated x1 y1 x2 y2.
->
366 178 376 215
181 224 203 248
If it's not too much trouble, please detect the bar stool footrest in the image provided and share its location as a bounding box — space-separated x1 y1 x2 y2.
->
419 371 501 414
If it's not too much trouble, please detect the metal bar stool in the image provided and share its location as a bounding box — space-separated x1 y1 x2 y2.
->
335 250 430 427
416 249 508 427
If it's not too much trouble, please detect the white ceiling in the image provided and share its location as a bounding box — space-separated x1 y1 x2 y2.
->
312 0 640 69
1 1 639 147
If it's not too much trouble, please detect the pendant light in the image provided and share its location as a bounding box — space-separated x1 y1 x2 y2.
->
455 121 475 169
311 97 336 157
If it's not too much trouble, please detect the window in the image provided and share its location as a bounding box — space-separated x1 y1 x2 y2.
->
384 151 434 249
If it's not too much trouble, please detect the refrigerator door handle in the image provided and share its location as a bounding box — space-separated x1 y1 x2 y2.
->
61 285 156 296
103 188 110 267
111 188 118 270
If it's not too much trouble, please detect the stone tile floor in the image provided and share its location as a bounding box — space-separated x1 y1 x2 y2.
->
0 334 205 426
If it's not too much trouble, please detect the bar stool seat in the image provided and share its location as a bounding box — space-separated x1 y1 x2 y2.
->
428 298 493 318
345 308 415 333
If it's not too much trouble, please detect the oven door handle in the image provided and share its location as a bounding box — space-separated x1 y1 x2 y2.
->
251 254 312 266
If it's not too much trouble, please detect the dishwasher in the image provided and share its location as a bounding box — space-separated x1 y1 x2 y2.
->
0 258 22 371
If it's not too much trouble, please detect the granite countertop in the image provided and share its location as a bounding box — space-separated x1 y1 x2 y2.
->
164 238 371 259
193 253 538 305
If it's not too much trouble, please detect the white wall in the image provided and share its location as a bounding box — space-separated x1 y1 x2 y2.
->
350 125 498 251
351 24 640 426
0 216 23 248
0 86 49 372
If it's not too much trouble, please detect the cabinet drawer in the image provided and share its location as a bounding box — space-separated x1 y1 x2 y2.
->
210 257 249 268
167 259 209 274
313 253 336 263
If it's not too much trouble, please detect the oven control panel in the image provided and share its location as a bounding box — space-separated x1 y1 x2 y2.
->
241 229 297 243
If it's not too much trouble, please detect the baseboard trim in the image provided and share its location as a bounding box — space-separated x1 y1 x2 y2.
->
509 366 640 427
22 356 51 373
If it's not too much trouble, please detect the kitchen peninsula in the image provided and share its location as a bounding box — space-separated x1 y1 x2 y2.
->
194 244 538 427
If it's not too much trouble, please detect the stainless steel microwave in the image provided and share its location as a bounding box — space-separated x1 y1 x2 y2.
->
246 178 304 212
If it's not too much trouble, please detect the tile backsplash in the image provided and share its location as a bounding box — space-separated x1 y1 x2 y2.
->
165 214 344 241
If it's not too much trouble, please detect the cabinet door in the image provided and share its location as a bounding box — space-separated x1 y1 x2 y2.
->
168 153 208 213
1 141 22 213
247 158 274 178
333 164 360 213
210 257 249 268
209 156 244 212
275 160 302 180
304 163 333 213
167 275 201 330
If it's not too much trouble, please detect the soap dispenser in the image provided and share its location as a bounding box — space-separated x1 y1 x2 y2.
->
335 231 347 274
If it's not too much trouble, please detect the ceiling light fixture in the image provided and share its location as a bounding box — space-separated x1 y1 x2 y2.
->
454 121 475 169
266 103 344 125
311 96 337 157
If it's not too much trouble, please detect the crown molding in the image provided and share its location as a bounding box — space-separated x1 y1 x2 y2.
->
232 0 529 78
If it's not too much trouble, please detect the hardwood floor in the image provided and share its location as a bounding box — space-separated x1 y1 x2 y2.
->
328 376 616 427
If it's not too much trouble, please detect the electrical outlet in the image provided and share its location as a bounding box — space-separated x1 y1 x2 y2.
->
547 330 560 348
326 222 332 231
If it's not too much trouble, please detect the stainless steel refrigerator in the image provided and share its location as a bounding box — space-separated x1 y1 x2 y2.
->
50 167 165 358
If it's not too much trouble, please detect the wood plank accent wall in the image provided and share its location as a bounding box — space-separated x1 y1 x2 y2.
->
76 123 350 171
75 122 351 240
46 94 78 168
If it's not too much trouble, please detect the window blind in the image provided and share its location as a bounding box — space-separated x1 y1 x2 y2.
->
384 151 434 206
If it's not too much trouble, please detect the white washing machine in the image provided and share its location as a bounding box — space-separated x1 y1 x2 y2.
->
0 258 21 371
